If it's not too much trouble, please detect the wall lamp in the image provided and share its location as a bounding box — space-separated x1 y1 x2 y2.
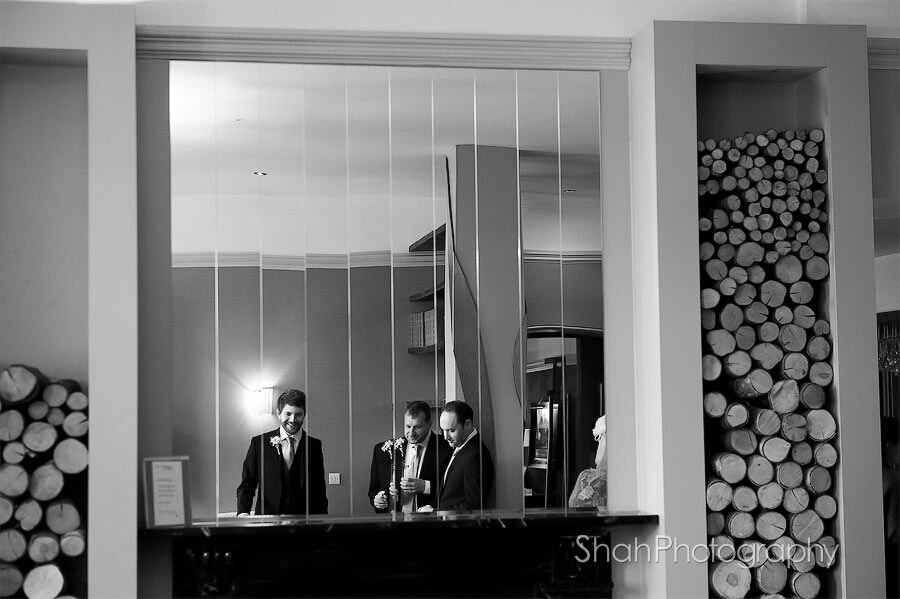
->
251 387 275 416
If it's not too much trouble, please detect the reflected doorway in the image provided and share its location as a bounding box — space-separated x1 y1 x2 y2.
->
524 329 604 509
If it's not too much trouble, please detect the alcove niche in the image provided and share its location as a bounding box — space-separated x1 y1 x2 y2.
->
629 21 880 597
697 64 840 598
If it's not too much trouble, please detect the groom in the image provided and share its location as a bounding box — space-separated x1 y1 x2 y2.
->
237 389 328 516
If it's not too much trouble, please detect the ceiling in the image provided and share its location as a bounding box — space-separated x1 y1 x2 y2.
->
170 62 603 258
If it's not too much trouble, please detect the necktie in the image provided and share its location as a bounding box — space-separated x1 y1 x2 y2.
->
285 436 295 469
402 444 419 513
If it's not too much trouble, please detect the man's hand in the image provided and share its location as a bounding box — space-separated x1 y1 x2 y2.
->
374 491 388 510
400 477 426 494
389 482 399 501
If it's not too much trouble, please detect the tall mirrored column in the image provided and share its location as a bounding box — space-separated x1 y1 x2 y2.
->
347 66 394 518
169 60 219 521
302 65 351 517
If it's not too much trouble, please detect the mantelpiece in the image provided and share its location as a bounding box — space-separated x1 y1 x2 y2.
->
143 510 657 598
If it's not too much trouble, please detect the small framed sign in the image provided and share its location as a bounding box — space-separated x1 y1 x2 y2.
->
142 456 191 527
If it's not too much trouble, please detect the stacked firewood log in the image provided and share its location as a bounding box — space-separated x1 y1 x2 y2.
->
0 364 87 599
698 129 838 599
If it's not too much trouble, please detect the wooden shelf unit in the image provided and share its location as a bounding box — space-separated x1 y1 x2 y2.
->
409 282 445 303
407 224 447 353
408 223 446 254
407 341 445 354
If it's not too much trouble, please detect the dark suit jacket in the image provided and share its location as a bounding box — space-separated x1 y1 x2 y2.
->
237 429 328 515
438 433 494 512
368 432 451 513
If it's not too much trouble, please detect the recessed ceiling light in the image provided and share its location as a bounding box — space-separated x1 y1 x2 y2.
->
253 171 268 176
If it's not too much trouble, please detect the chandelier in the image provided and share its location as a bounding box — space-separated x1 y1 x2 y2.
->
878 321 900 376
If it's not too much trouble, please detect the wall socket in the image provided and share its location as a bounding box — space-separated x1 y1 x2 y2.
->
328 472 341 485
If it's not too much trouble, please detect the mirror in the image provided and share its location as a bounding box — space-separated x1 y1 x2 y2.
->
169 62 603 521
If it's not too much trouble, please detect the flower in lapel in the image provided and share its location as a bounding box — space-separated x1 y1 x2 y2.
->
270 435 283 456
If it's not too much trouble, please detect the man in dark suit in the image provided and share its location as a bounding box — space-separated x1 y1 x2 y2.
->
438 400 494 512
368 400 450 513
236 389 327 516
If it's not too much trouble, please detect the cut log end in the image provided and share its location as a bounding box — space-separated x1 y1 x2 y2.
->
704 392 728 418
791 571 821 599
22 563 65 599
722 403 750 430
711 558 751 597
45 499 81 535
27 533 60 564
54 438 89 475
66 391 88 411
0 364 48 406
707 479 735 512
0 529 27 562
0 410 26 444
23 422 58 454
0 497 13 526
14 498 43 532
28 463 65 502
0 564 24 598
62 412 89 438
732 369 773 398
714 452 748 484
42 379 80 408
59 530 86 558
746 455 775 486
0 464 30 498
755 559 788 595
755 510 788 541
790 509 825 544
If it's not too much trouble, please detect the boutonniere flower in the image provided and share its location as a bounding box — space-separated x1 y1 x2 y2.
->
380 437 406 459
270 435 283 456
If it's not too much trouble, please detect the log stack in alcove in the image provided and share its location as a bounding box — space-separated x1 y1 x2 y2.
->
698 129 839 599
0 365 87 599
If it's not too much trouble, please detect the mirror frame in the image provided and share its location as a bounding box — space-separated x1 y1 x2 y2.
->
139 26 635 520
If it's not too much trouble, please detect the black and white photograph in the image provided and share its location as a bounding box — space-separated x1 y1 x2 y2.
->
0 0 898 597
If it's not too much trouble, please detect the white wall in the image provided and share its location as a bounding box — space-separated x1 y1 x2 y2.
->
870 69 900 204
600 67 647 596
629 21 707 598
0 3 138 597
0 62 89 381
134 0 900 38
877 253 900 312
136 58 174 597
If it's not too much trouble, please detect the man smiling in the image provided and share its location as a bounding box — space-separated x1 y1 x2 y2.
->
368 401 450 513
237 389 328 516
438 400 494 512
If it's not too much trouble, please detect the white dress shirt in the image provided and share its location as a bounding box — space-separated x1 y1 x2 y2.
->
402 430 432 495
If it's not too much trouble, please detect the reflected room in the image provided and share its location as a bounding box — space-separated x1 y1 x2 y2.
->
168 62 605 521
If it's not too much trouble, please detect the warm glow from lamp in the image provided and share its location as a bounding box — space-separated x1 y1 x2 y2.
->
251 387 275 416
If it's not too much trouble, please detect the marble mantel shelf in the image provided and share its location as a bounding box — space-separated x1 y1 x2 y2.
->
145 509 658 597
141 508 658 536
